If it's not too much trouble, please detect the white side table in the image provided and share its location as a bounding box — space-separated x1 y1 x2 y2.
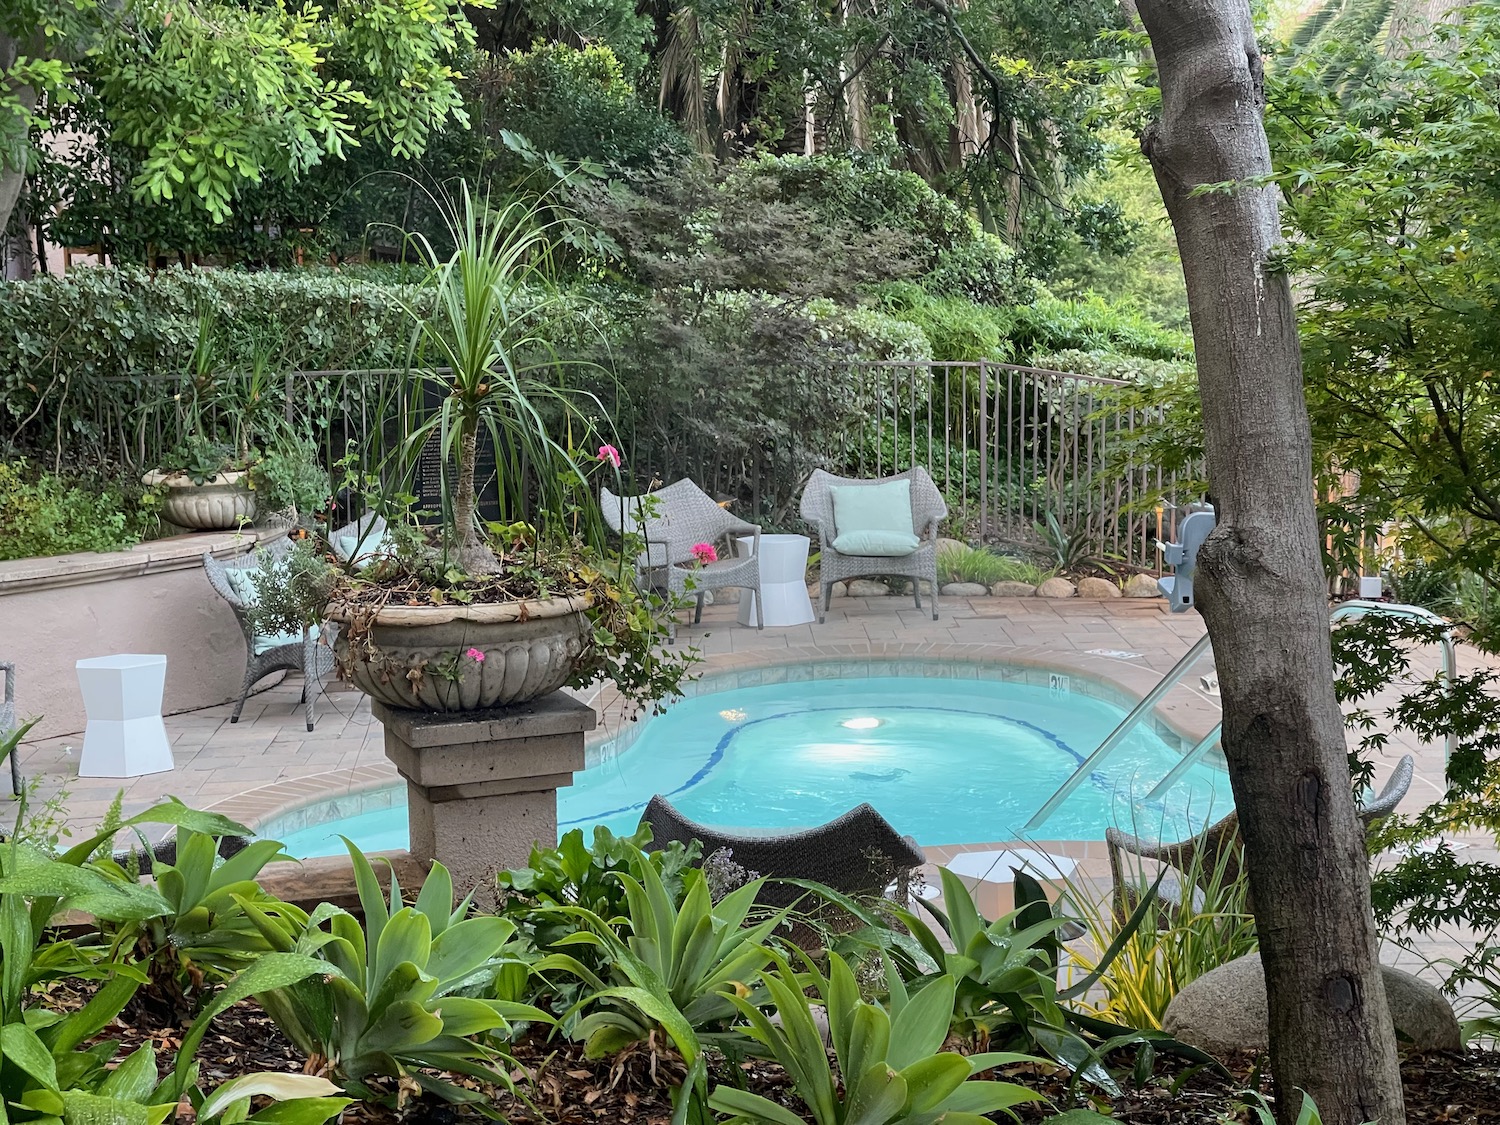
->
75 654 174 778
737 534 815 627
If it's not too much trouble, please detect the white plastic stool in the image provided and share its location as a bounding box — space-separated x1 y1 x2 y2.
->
737 534 816 627
75 654 174 778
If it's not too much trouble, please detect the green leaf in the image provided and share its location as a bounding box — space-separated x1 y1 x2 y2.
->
200 1075 343 1121
706 1087 808 1125
2 1023 58 1089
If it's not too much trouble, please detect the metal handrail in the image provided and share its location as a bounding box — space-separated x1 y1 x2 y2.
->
1024 600 1459 830
1022 631 1215 831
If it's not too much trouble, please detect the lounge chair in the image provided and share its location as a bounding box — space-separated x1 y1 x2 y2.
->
203 537 335 732
600 479 764 637
1106 753 1416 921
639 795 926 912
799 467 947 623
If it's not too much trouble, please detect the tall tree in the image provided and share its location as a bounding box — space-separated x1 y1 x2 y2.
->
0 0 479 240
1132 2 1406 1123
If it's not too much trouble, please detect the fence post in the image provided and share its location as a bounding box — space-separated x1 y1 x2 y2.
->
977 359 988 542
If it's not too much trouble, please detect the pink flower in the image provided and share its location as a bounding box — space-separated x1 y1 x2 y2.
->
596 444 622 469
465 647 486 663
692 542 718 565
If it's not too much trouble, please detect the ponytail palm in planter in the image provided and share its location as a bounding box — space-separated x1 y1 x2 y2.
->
319 187 690 713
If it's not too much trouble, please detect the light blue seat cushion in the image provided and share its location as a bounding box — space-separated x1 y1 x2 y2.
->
225 564 319 654
252 624 319 656
830 480 918 556
832 529 921 556
334 528 390 568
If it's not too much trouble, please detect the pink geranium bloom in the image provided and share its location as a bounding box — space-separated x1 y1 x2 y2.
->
465 647 486 663
596 444 622 468
691 542 718 565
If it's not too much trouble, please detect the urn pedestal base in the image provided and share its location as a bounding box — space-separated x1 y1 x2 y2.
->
372 694 598 902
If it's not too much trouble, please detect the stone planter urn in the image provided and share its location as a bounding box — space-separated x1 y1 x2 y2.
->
143 469 256 530
329 591 599 897
329 594 593 712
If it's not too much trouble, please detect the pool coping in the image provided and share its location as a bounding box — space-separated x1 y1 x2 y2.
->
211 639 1224 848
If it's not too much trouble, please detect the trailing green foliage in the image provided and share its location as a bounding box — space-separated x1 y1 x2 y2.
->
0 462 151 560
709 951 1045 1125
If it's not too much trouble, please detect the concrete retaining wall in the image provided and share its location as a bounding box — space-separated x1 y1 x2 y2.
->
0 532 267 740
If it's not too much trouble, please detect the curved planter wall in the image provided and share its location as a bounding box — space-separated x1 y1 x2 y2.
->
0 533 267 740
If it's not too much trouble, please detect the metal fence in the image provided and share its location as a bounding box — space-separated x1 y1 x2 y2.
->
59 360 1193 571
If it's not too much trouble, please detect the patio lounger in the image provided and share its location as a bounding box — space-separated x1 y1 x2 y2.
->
1106 753 1416 921
639 794 926 912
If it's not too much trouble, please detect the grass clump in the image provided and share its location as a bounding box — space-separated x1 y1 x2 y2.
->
937 543 1050 587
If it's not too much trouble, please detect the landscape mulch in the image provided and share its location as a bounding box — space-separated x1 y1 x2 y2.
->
77 992 1500 1124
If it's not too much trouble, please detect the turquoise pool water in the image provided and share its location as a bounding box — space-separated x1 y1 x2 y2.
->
275 676 1229 859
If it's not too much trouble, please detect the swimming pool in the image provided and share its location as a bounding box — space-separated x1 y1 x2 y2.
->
273 674 1228 859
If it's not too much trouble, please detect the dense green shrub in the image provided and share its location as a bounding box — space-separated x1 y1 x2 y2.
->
0 266 422 464
0 462 150 560
730 154 974 268
475 44 686 171
1036 347 1193 383
924 232 1041 307
996 296 1193 363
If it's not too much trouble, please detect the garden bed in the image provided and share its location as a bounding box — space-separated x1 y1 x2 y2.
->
83 992 1500 1125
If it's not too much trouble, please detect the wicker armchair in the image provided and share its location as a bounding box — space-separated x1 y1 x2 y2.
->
799 467 947 623
639 795 926 912
600 480 763 638
1106 753 1416 922
203 538 335 732
329 512 389 566
1 661 17 797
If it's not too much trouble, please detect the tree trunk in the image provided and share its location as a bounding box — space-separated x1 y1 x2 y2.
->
1132 3 1406 1124
454 418 500 574
0 32 37 240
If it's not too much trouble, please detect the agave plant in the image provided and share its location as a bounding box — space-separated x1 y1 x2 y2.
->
93 828 308 1019
247 841 550 1103
710 951 1044 1125
538 854 790 1066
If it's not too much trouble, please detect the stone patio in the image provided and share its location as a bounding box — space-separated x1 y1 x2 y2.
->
9 591 1486 990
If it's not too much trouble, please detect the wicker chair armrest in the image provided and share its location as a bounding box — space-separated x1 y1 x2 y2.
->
901 835 926 864
1105 824 1186 866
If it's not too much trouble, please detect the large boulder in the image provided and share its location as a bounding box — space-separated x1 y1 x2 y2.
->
1036 577 1077 599
991 581 1038 598
1077 576 1121 599
1163 953 1460 1055
846 579 891 597
941 582 990 597
937 537 968 556
1123 573 1162 598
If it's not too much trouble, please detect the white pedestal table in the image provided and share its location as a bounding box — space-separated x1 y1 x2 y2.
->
737 533 815 627
75 654 174 778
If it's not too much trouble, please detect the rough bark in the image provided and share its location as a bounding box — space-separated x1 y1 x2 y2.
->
1132 3 1406 1124
454 419 500 575
0 32 36 240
